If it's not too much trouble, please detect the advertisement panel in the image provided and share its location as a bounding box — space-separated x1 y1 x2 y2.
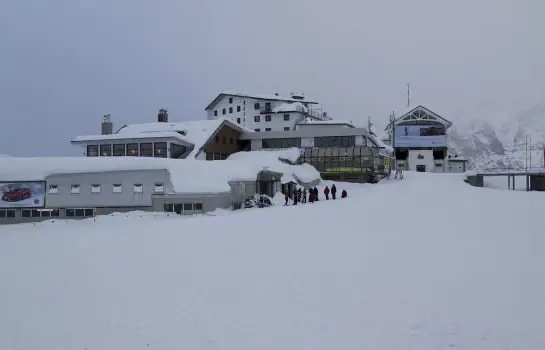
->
394 125 446 147
0 181 45 208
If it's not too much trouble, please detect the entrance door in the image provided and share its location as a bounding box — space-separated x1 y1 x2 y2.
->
416 164 426 172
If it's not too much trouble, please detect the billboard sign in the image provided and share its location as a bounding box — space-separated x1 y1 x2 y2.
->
0 181 45 208
394 125 446 147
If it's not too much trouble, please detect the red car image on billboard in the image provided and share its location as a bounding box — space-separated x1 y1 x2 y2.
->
0 182 45 208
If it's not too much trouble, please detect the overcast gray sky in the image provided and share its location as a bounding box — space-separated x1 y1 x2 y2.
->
2 0 544 156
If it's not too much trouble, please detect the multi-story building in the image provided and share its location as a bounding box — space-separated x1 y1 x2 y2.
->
205 90 330 132
383 105 456 173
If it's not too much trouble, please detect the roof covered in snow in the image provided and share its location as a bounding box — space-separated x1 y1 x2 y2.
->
205 90 318 110
0 150 321 194
297 118 355 127
273 102 309 114
385 105 453 131
72 118 246 159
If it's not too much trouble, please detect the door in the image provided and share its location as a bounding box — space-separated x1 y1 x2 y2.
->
416 164 426 172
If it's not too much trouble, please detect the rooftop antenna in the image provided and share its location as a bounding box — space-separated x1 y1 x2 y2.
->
407 83 410 107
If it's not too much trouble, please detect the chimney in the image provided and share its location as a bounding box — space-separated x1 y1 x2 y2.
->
158 109 168 122
101 114 113 135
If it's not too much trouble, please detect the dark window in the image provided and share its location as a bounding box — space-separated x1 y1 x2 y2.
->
222 108 226 115
84 209 94 217
229 107 233 113
220 153 228 160
265 115 272 122
284 127 290 131
214 110 218 116
254 103 260 110
0 210 5 218
215 135 220 143
222 136 226 144
265 102 272 112
237 106 241 112
265 128 272 131
262 138 301 149
50 209 59 217
139 143 153 157
314 136 356 147
22 209 31 218
183 203 193 211
126 143 138 156
236 118 241 124
174 204 182 214
284 114 290 121
154 142 167 158
229 97 233 104
66 209 75 217
75 209 85 217
6 210 15 218
229 138 234 144
31 210 41 218
113 144 125 156
254 115 260 122
99 144 112 156
170 143 186 159
254 128 260 132
206 152 213 160
164 203 174 212
194 203 203 211
87 145 98 157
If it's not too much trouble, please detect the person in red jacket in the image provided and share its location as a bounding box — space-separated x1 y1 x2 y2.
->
323 186 330 200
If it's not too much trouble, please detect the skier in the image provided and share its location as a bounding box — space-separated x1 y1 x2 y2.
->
341 189 348 198
331 184 337 200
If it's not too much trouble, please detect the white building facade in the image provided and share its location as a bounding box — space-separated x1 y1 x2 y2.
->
205 91 330 132
384 105 458 173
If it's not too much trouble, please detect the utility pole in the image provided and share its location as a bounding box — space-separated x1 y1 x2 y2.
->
525 135 528 171
529 136 532 169
390 111 396 170
407 83 410 107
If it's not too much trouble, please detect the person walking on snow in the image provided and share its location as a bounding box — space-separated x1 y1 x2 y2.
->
302 188 307 203
331 184 337 200
324 186 330 200
284 191 289 206
341 189 348 198
312 187 319 201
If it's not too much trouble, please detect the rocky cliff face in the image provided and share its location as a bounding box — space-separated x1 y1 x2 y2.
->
448 103 545 170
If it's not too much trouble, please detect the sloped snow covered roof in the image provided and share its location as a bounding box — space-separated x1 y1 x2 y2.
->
72 118 246 158
297 118 355 127
0 151 321 194
205 90 318 110
368 134 394 155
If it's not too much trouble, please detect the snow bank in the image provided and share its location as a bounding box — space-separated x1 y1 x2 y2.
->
0 151 321 194
1 172 544 349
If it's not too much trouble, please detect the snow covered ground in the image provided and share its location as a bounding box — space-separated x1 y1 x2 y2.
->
1 172 544 349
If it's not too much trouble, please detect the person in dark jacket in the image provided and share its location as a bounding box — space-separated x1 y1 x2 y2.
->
331 184 337 200
293 188 298 205
324 186 330 200
313 187 319 201
302 188 307 203
284 191 289 205
341 189 347 198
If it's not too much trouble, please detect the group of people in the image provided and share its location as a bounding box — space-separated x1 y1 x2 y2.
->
284 184 348 206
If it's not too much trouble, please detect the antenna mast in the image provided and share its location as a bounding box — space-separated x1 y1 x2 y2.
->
407 83 410 107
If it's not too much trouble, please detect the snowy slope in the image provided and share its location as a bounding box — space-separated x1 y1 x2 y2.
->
1 172 544 349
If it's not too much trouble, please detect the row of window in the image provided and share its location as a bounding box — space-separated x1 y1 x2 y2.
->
205 153 230 160
48 183 164 194
262 138 301 149
254 114 290 122
260 136 357 149
0 208 93 219
163 203 203 214
86 142 187 159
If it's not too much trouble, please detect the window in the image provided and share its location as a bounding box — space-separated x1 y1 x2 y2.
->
194 203 203 211
170 143 186 159
262 138 301 149
284 127 290 131
222 108 226 115
154 142 167 158
71 185 80 194
229 107 233 114
113 144 125 156
229 137 234 144
254 103 260 110
139 143 153 157
22 209 31 218
31 209 41 218
48 185 59 194
75 209 85 217
84 209 94 217
39 209 59 218
154 183 164 193
284 114 290 121
254 128 261 132
222 136 226 144
183 203 193 212
314 136 356 147
91 184 101 193
265 128 272 131
126 143 139 156
236 118 241 124
112 184 122 193
265 115 271 122
254 115 260 122
214 110 218 116
133 184 143 193
66 208 75 217
0 209 16 218
99 144 112 156
264 102 272 112
87 145 98 157
237 106 241 112
229 97 233 104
